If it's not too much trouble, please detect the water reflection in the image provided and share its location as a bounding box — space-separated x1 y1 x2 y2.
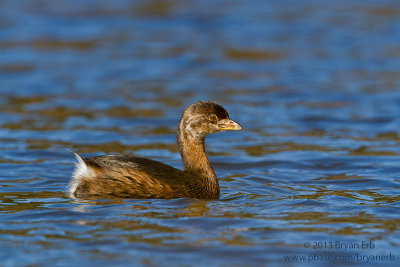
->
2 0 400 266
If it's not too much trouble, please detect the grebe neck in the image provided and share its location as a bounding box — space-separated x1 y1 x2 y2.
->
177 128 219 195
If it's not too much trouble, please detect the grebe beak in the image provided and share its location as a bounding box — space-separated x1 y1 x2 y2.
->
218 119 242 131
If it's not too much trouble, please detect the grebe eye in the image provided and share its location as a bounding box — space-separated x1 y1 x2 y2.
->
209 114 218 122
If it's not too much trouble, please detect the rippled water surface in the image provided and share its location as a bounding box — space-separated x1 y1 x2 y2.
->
1 0 400 266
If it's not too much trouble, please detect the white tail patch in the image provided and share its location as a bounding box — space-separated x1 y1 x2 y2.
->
67 150 94 198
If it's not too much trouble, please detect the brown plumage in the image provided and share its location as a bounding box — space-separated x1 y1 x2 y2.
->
68 101 242 199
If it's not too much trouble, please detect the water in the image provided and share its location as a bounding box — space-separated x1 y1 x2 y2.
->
1 0 400 266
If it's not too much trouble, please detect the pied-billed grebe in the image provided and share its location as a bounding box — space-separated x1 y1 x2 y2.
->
68 101 242 199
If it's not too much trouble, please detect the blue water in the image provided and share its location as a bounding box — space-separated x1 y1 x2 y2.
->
1 0 400 266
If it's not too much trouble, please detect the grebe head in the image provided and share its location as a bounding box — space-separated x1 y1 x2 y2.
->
178 101 242 141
